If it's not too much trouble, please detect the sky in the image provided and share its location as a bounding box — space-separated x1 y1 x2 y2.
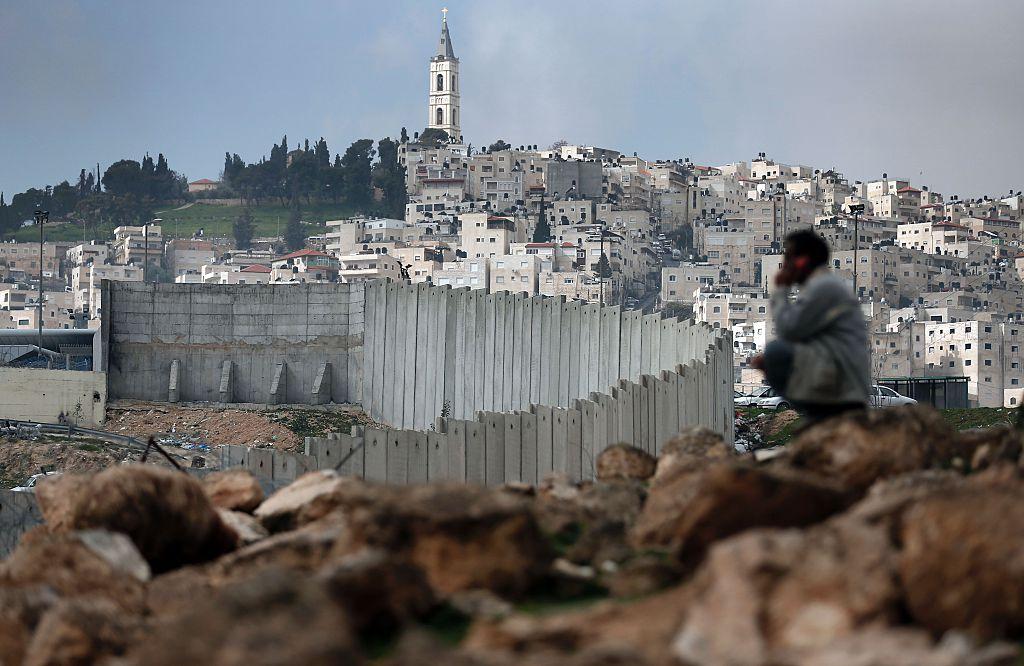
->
1 0 1022 199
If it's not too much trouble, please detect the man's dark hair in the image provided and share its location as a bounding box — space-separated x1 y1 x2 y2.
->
783 229 830 269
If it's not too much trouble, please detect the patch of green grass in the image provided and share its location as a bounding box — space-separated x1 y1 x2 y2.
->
419 604 472 646
269 409 361 440
515 584 608 617
76 443 102 452
153 202 357 240
3 201 358 243
939 407 1016 431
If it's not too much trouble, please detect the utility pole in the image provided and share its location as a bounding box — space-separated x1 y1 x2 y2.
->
143 222 148 284
34 209 48 359
849 203 865 298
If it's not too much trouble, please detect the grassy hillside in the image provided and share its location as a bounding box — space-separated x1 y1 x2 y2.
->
4 201 357 243
739 406 1019 449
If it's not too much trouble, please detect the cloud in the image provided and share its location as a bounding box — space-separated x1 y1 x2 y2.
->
1 0 1021 198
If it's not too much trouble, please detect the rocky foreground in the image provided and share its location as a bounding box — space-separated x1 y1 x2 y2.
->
2 406 1024 665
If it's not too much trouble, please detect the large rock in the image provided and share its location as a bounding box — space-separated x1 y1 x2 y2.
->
535 479 647 567
0 529 150 612
0 587 57 666
953 426 1024 472
632 462 851 564
339 483 552 598
316 548 436 635
595 445 656 482
773 627 1020 666
673 520 899 666
217 508 269 545
463 584 693 665
780 405 955 492
202 469 265 513
23 598 144 666
254 470 388 533
899 481 1024 641
127 567 361 665
35 465 237 573
209 514 349 585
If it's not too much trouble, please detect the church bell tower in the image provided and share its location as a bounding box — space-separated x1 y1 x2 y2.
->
428 8 461 141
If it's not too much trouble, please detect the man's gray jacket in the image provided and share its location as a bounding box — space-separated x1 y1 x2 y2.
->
769 268 871 406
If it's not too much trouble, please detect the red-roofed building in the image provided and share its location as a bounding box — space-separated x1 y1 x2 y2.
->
187 178 220 194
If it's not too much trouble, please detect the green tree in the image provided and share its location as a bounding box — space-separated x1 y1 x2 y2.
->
340 139 375 208
595 252 612 279
418 128 449 147
532 210 552 243
372 137 407 219
102 160 145 197
233 209 256 250
400 127 409 143
488 139 512 152
284 205 306 251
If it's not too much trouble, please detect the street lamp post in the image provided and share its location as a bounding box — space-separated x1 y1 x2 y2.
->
848 203 865 298
143 223 148 284
33 209 48 359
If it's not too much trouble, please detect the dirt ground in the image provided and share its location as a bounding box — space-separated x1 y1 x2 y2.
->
103 402 375 453
0 437 128 488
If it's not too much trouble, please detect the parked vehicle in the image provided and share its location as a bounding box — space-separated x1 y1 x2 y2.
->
734 386 778 407
11 471 60 493
737 383 916 411
869 385 917 407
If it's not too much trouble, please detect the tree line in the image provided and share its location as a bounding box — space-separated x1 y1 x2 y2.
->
0 132 408 238
0 154 186 235
221 135 406 219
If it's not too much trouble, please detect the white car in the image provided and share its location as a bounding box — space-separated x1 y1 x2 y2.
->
735 386 784 408
11 471 60 493
737 384 916 411
869 385 917 408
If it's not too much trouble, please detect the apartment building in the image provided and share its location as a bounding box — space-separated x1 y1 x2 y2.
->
694 290 770 330
165 239 215 278
489 254 541 294
71 263 142 315
661 263 723 304
113 225 163 266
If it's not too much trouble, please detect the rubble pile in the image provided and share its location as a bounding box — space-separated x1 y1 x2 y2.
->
2 405 1024 664
104 402 377 454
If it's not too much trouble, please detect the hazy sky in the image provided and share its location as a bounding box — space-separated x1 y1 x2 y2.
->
2 0 1022 199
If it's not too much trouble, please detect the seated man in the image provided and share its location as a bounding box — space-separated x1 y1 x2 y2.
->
752 229 870 422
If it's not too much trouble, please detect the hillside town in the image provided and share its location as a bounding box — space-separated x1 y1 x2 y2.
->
2 12 1022 410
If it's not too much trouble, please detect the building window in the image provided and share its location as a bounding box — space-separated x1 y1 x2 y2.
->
436 107 443 125
436 73 443 91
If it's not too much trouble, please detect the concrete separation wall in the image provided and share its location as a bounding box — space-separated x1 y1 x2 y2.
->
224 326 732 486
104 282 364 405
360 281 731 432
0 490 43 558
0 368 107 426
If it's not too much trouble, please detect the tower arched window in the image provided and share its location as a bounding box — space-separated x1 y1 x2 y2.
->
452 110 457 127
436 107 444 126
436 74 444 91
